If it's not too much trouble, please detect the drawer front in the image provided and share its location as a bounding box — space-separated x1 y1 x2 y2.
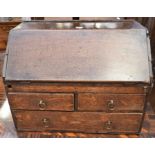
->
8 93 74 111
14 111 142 133
78 93 145 112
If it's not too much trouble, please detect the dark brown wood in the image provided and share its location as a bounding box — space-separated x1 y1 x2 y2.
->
78 93 145 112
14 111 142 133
5 82 146 94
5 20 151 83
31 17 44 20
1 100 154 138
8 93 74 111
3 20 152 136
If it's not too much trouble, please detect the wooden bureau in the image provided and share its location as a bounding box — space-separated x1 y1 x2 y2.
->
3 20 153 137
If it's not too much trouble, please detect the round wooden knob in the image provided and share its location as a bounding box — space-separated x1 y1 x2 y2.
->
42 118 50 128
38 100 46 110
105 120 112 130
107 100 115 110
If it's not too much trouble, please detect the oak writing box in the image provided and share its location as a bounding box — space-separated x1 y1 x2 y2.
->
3 20 153 137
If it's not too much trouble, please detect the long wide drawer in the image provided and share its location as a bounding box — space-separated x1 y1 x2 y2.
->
14 111 143 133
8 93 74 111
78 93 145 112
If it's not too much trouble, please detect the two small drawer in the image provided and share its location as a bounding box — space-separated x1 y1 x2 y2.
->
8 92 145 112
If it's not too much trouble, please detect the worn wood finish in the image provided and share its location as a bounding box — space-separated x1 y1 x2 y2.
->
8 93 74 111
5 21 150 82
14 111 142 133
3 20 152 136
5 83 146 94
78 93 145 112
1 100 155 138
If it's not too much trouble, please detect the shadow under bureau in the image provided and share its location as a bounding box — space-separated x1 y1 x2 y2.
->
3 20 153 137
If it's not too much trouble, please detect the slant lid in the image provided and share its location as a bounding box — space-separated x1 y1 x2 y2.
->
4 20 152 83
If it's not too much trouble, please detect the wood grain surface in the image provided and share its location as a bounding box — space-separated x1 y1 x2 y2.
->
14 111 142 133
8 93 74 111
5 21 151 83
3 20 151 136
0 99 154 138
78 93 145 112
5 83 146 94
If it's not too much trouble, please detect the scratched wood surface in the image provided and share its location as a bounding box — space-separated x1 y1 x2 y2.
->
5 21 150 83
0 18 155 138
0 96 155 138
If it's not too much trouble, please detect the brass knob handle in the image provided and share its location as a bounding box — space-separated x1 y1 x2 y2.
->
105 120 112 130
42 118 50 128
107 100 115 110
38 100 46 110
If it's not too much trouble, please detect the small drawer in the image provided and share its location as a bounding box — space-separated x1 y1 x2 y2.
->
14 111 142 133
8 93 74 111
78 93 145 112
